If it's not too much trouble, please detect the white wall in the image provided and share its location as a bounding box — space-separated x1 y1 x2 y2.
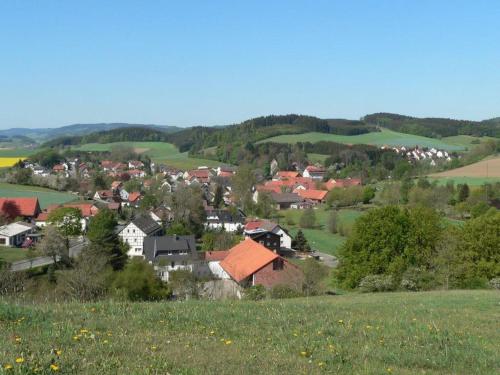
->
119 222 149 257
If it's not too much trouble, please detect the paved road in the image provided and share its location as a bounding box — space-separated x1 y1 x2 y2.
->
11 256 60 271
315 252 338 268
10 238 87 272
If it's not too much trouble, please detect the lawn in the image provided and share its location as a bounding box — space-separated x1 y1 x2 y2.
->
0 148 35 158
442 135 497 149
0 183 77 209
428 176 500 186
0 247 29 263
74 141 221 170
279 206 364 255
0 290 498 374
259 128 465 151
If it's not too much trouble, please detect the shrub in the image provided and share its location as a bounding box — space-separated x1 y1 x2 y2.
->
244 285 266 301
270 285 302 299
488 278 500 290
327 210 338 234
299 208 316 229
358 275 394 293
400 267 438 291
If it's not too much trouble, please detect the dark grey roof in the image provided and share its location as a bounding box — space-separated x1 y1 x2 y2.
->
270 192 302 204
143 235 197 263
206 209 245 224
131 216 162 235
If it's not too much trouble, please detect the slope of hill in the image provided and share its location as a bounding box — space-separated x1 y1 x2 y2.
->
258 128 465 151
1 290 498 374
429 157 500 181
0 123 181 142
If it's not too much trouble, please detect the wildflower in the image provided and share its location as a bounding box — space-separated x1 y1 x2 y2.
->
4 364 13 370
209 330 215 335
338 319 344 324
90 307 96 313
72 336 80 341
14 336 21 343
50 364 60 372
55 349 62 356
80 329 89 334
318 362 325 367
387 368 393 373
224 340 232 345
366 325 372 329
151 345 157 351
15 357 24 364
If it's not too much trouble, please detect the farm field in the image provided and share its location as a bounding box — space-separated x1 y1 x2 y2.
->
0 157 26 168
0 247 30 263
429 157 500 179
0 183 77 209
258 128 465 151
1 290 498 374
74 142 221 170
442 135 497 149
280 207 364 255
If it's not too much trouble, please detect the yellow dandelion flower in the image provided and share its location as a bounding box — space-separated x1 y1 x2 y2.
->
72 336 79 341
15 357 24 364
14 336 21 343
55 349 62 356
50 364 60 372
224 340 232 345
318 362 325 367
366 325 372 329
151 345 157 351
209 330 215 335
80 329 89 334
338 319 344 324
4 364 13 370
387 368 393 373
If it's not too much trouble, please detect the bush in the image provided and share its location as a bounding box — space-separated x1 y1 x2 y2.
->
270 285 302 299
327 210 338 234
112 259 171 301
488 278 500 290
244 284 266 301
299 208 316 229
400 267 438 291
358 275 394 293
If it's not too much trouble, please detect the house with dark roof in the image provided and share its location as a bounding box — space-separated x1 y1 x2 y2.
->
245 230 281 253
218 238 303 292
0 197 41 220
143 235 198 281
205 209 246 232
244 220 292 250
118 216 162 257
270 192 303 210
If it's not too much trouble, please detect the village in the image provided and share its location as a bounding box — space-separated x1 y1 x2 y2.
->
0 153 364 299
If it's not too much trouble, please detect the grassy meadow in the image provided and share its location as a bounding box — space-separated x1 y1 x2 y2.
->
0 183 77 209
1 290 498 374
279 207 364 255
259 128 465 151
74 142 221 170
0 248 30 263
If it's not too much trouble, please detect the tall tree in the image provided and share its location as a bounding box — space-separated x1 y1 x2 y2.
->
457 183 470 202
47 207 83 250
294 230 311 252
213 184 224 208
232 165 256 211
37 225 68 265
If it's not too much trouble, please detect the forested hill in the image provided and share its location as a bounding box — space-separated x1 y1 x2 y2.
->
363 113 500 138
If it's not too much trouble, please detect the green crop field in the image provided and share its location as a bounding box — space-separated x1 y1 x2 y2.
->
279 207 364 255
0 183 77 209
442 135 497 149
428 176 500 186
259 128 465 151
74 142 221 170
0 148 35 158
1 290 498 374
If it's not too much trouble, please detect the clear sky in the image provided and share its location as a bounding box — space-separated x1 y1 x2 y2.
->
1 0 499 129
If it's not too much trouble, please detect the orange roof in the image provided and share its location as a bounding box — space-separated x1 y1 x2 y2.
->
63 203 99 217
111 181 122 189
276 171 300 178
220 238 278 282
244 220 265 231
295 189 328 201
325 178 362 190
128 192 141 202
0 197 40 217
204 250 230 261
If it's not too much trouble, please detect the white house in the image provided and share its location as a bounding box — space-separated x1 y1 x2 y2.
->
244 220 292 250
0 222 35 247
205 209 245 232
118 216 162 257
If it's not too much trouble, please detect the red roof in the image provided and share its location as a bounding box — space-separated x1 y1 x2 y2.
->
325 178 362 190
35 212 49 221
63 203 99 217
52 164 65 171
220 238 279 282
187 169 211 179
218 171 234 178
204 250 230 261
305 165 325 172
128 192 141 202
295 189 328 201
276 171 300 178
0 197 41 218
128 169 144 176
244 220 265 231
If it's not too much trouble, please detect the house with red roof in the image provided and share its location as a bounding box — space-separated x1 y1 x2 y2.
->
35 202 99 230
273 171 300 180
294 189 328 204
0 197 41 220
324 178 362 190
218 238 303 292
128 191 142 207
128 169 145 178
128 160 145 169
302 165 326 180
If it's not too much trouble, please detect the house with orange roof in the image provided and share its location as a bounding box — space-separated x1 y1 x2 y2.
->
273 171 300 181
0 197 41 220
302 165 326 180
294 189 328 204
324 178 362 190
218 238 303 292
128 191 142 207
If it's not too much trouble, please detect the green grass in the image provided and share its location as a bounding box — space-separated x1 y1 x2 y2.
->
279 207 364 255
259 128 465 151
0 290 498 374
0 183 77 209
74 141 221 170
0 148 35 158
0 247 29 263
307 153 329 164
428 176 500 186
442 135 496 148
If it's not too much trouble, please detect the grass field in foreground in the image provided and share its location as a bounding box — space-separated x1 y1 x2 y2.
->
0 183 77 209
74 142 221 170
259 128 465 151
1 290 498 374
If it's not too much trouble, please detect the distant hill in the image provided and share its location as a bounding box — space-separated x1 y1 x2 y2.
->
0 123 181 142
363 113 500 138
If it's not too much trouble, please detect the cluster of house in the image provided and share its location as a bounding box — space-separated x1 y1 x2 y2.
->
381 145 453 165
254 167 361 209
117 214 301 297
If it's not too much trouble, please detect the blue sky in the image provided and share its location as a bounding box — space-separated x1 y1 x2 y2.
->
1 0 499 128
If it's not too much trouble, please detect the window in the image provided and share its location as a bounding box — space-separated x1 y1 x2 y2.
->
272 259 284 271
0 238 5 245
171 261 175 268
